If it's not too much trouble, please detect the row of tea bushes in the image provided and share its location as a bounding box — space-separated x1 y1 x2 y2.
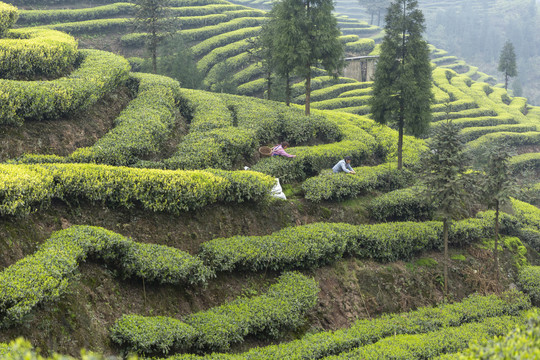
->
0 225 213 326
367 186 434 222
302 163 411 202
0 1 17 36
70 72 181 166
17 3 246 26
165 89 341 170
460 124 537 142
324 314 528 360
250 108 426 183
0 49 130 125
1 28 79 79
199 214 505 272
0 163 275 216
162 292 530 359
439 310 540 360
17 3 134 25
110 272 319 354
121 17 265 48
518 266 540 304
510 152 540 174
0 338 136 360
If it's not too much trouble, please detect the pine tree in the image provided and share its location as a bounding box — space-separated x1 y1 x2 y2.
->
132 0 175 74
370 0 433 170
358 0 391 26
263 0 344 115
421 120 474 298
498 40 518 91
481 145 516 292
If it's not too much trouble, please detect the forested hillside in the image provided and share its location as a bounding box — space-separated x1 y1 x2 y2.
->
1 0 540 358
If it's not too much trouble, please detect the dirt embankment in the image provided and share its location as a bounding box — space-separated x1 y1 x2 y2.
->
0 85 133 162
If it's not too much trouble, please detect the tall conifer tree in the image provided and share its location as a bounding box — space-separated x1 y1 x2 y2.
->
261 0 344 114
370 0 433 169
498 40 518 91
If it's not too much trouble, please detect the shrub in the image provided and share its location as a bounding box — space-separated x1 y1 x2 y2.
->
368 186 433 222
0 164 54 216
0 225 213 326
111 272 319 353
519 266 540 304
302 163 412 202
0 1 18 36
199 216 498 272
510 152 540 174
0 49 130 125
0 164 275 216
446 310 540 360
16 3 134 26
460 124 536 142
1 28 78 78
326 315 527 360
165 292 531 360
70 72 181 166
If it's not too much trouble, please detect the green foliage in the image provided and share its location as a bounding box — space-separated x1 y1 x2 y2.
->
165 292 530 360
0 225 213 326
199 215 499 272
368 186 434 222
370 0 433 168
302 163 412 202
0 1 18 36
326 314 527 360
263 0 344 114
498 40 518 90
519 266 540 305
111 272 319 353
421 120 473 222
447 310 540 360
0 164 55 216
167 89 341 170
510 152 540 174
0 164 275 216
0 49 130 125
17 3 134 26
70 72 181 165
0 337 135 360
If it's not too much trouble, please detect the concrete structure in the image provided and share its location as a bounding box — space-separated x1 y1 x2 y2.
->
343 56 379 82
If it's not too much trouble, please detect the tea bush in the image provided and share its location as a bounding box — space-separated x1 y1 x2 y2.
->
518 266 540 304
325 314 527 360
70 72 181 165
0 164 275 216
164 292 530 360
368 186 434 222
111 272 319 353
1 28 78 79
444 310 540 360
199 215 499 272
0 225 213 326
0 1 17 36
0 49 130 125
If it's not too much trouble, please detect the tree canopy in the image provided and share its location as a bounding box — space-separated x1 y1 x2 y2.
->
370 0 433 169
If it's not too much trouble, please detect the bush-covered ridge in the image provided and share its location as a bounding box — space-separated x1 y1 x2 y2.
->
0 225 213 327
0 163 275 216
110 272 319 354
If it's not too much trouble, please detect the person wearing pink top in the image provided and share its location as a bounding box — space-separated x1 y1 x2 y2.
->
271 141 296 158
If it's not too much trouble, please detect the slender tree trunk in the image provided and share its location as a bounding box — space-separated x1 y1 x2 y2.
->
286 72 291 106
377 9 381 26
504 72 509 91
443 218 449 299
370 11 374 25
397 119 403 170
305 66 311 116
494 200 500 292
266 70 272 100
151 28 158 74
